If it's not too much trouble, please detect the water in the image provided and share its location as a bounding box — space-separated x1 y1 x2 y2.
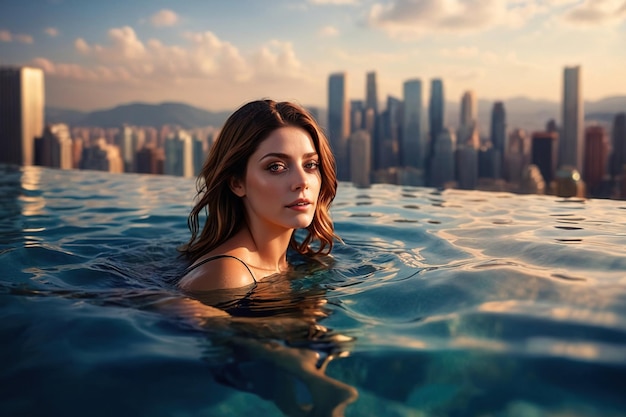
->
1 164 625 417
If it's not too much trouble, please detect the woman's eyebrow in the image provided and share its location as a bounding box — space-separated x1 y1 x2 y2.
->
258 152 319 161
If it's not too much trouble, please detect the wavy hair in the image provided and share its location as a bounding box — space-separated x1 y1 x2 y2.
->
180 99 338 262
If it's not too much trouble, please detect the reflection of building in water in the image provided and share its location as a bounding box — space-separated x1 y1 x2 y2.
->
553 166 585 198
79 138 123 173
560 66 584 173
0 66 44 166
583 126 609 197
36 124 73 170
531 131 558 187
349 130 371 188
520 164 545 194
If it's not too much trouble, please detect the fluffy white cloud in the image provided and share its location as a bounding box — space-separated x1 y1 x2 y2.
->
46 26 310 89
562 0 626 26
0 29 34 43
150 9 179 27
365 0 626 39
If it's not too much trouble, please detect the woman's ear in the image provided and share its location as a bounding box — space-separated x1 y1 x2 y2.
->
229 176 246 197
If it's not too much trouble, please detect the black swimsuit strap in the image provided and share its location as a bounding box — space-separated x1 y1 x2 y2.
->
185 254 257 283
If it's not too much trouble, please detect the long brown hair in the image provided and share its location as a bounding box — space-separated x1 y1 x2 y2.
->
180 99 338 262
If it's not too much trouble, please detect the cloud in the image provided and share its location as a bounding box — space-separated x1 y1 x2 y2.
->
46 26 310 88
562 0 626 26
366 0 515 39
150 9 179 27
0 29 34 43
45 27 59 37
318 25 340 37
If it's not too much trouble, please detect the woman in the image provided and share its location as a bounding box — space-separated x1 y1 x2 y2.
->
174 99 356 416
179 99 338 291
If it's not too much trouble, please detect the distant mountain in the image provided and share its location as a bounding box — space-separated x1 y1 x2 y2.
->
45 96 626 133
46 107 87 126
45 102 232 129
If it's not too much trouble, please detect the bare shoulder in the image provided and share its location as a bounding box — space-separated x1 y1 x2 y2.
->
178 255 255 292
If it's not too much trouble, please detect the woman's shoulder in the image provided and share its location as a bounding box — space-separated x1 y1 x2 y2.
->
178 252 256 292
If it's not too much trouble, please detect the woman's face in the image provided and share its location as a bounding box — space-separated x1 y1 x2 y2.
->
232 126 322 233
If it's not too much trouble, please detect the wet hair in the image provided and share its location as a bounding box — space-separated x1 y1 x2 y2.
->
180 99 338 262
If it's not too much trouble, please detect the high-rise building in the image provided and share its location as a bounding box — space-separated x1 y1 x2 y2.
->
37 124 73 170
531 131 559 187
365 71 378 114
560 66 584 172
80 138 123 173
506 128 530 184
456 144 478 190
428 79 444 154
427 78 445 186
610 113 626 180
402 79 423 169
350 100 364 133
584 125 608 196
164 129 194 178
490 101 506 178
349 130 371 188
0 67 45 166
430 128 456 188
457 90 479 148
328 72 350 181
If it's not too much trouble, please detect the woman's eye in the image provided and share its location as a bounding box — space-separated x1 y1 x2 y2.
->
305 161 319 170
268 163 286 172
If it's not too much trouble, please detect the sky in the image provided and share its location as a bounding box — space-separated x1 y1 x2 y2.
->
1 0 625 112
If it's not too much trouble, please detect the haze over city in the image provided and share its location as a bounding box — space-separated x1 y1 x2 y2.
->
1 0 625 112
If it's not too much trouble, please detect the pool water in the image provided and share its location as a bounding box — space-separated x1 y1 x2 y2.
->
1 164 625 417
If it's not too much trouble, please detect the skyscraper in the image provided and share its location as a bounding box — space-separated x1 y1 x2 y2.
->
328 72 350 181
490 101 506 178
531 131 559 187
457 90 479 148
402 79 423 169
38 123 73 170
560 66 584 172
431 128 456 188
428 79 444 154
584 125 608 196
349 130 371 188
365 71 378 114
610 113 626 180
427 79 444 186
0 66 45 166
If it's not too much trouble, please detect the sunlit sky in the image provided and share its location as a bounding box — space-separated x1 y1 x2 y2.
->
1 0 624 112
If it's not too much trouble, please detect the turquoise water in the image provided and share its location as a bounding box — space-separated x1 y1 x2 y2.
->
1 164 626 417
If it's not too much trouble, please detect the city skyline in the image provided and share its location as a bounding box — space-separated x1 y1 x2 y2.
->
1 1 625 112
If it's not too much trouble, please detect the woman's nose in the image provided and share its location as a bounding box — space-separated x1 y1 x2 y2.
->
292 167 309 191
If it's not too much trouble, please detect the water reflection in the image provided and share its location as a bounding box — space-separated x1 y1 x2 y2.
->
163 268 359 417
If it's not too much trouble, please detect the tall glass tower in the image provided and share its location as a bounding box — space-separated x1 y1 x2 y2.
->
560 66 584 172
365 71 378 114
428 79 444 157
0 66 45 166
328 72 350 181
402 79 423 169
